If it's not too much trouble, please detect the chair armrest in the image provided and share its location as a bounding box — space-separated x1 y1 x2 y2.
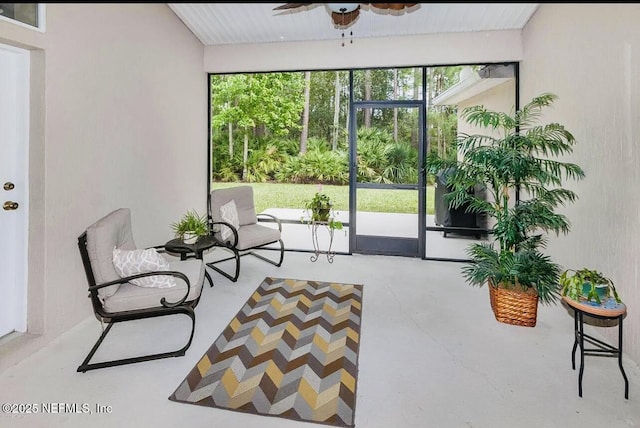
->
210 220 239 247
148 244 168 254
257 213 282 232
88 271 192 308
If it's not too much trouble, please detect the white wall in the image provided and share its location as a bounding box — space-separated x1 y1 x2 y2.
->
522 3 640 364
0 4 206 372
457 80 516 139
204 30 523 73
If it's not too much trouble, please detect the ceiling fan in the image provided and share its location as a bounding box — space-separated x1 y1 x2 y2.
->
273 3 419 29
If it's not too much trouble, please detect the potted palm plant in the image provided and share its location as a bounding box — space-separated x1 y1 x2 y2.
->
427 93 585 327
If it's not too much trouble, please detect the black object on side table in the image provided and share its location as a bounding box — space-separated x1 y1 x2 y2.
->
165 235 215 287
562 296 628 399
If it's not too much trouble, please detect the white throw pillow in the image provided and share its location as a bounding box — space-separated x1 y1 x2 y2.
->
112 247 177 288
220 199 240 241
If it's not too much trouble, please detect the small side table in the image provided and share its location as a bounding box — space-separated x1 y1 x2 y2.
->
310 221 335 263
562 296 628 399
165 235 215 287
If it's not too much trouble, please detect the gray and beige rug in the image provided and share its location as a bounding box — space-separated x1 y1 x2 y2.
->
169 277 364 427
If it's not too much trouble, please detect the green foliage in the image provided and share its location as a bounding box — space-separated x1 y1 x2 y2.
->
305 192 332 210
356 128 394 182
213 166 240 182
306 137 331 153
427 107 458 161
171 210 208 238
384 143 418 183
428 93 585 305
307 71 350 144
302 192 343 230
462 241 561 305
560 268 621 304
276 150 348 184
211 73 305 136
211 182 435 215
356 128 418 184
208 67 486 191
245 144 288 182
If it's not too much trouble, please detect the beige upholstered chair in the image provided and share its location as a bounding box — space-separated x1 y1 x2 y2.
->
207 186 284 282
77 208 204 372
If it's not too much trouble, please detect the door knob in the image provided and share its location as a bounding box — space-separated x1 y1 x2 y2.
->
3 182 14 191
3 201 18 210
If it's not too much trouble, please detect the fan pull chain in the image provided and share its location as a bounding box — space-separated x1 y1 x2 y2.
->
341 31 354 47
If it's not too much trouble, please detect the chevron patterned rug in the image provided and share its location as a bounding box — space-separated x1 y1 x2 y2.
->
169 277 364 427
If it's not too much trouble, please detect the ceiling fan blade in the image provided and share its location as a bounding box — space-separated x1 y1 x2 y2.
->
331 8 360 28
273 3 314 11
369 3 418 11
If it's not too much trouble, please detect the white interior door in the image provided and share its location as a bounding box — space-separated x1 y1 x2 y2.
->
0 44 29 338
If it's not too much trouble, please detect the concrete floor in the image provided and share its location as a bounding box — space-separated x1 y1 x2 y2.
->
1 252 639 428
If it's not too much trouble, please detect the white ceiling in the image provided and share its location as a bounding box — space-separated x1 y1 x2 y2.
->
168 3 540 46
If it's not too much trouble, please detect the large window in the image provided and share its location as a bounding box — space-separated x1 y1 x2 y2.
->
208 63 517 260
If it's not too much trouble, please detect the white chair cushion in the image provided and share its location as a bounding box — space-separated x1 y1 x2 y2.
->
112 247 177 288
235 223 281 250
210 186 257 227
103 259 204 313
220 199 240 242
85 208 137 301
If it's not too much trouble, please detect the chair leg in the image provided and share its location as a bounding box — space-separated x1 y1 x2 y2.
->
206 249 241 282
250 239 284 268
77 307 196 373
206 240 283 283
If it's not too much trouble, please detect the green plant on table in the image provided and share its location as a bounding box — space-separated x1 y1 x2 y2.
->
171 210 209 241
560 268 621 304
302 191 343 230
425 93 586 321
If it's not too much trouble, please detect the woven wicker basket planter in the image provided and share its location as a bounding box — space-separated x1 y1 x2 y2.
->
488 281 539 327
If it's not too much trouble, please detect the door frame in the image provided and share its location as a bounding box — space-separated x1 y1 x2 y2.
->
348 70 426 257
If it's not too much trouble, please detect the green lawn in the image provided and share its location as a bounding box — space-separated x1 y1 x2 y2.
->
211 182 435 214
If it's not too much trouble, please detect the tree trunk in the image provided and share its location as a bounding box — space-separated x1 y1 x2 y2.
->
332 71 341 151
242 133 249 181
393 68 398 142
300 71 311 154
228 123 233 158
345 103 350 137
254 124 266 138
364 69 372 128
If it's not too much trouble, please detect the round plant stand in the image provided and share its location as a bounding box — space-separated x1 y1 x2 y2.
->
309 220 335 263
562 296 628 399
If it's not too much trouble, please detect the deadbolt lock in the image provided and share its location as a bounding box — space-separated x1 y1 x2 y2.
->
3 201 18 210
3 182 15 191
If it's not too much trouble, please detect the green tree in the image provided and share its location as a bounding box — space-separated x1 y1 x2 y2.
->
300 71 311 153
211 73 305 179
305 70 349 147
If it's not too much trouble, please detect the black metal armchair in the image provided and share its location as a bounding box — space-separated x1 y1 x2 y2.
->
207 186 284 282
77 208 205 372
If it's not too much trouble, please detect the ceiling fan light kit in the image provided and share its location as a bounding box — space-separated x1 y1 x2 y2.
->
327 3 359 14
